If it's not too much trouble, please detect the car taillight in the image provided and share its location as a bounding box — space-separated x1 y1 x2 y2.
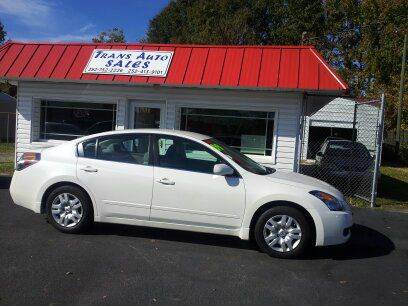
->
16 152 41 171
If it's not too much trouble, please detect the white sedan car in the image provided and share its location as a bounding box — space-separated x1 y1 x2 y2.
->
10 129 353 258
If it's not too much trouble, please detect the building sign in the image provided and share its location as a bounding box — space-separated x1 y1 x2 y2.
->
83 49 173 77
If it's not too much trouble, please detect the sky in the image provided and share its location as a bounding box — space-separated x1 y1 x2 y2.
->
0 0 170 42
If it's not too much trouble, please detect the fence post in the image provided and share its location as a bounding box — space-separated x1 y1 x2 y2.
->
350 101 358 197
370 94 386 208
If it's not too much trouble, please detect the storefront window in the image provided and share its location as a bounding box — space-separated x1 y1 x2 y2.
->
180 108 275 156
40 101 116 140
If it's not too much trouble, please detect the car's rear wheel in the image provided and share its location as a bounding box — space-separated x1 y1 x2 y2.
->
254 206 312 259
46 185 93 233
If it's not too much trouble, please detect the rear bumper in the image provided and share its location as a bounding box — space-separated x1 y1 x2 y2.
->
10 171 42 213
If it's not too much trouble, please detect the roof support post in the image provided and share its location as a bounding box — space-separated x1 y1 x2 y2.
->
295 92 307 173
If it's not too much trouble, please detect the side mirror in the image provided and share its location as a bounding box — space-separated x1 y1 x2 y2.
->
213 163 234 176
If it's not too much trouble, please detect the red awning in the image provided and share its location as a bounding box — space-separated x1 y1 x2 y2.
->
0 41 348 94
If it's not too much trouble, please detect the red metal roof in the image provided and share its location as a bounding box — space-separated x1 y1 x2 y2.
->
0 41 348 93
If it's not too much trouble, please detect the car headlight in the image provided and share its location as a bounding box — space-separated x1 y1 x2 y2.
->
309 190 346 211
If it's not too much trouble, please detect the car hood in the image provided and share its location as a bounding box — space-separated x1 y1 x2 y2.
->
266 170 343 198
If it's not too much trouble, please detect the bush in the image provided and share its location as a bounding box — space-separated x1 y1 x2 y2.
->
382 143 397 162
399 143 408 164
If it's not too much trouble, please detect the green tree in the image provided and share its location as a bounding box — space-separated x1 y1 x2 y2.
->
146 0 325 45
358 0 408 129
0 20 6 45
92 28 126 43
146 0 408 129
321 0 407 129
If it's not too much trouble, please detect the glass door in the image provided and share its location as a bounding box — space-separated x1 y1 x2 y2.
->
129 102 166 129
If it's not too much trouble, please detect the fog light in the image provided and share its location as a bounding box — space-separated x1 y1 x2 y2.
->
343 227 351 236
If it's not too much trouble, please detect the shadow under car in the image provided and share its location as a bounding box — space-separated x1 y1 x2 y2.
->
84 222 394 260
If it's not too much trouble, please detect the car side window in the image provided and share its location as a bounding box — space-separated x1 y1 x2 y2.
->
95 134 151 165
320 142 328 154
82 139 97 158
156 135 223 174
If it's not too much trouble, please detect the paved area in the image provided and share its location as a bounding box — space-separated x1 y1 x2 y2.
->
0 176 407 305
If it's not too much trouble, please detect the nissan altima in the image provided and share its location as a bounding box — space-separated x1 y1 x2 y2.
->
10 129 353 258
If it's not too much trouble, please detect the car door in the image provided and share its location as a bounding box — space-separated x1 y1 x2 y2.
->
77 133 154 221
150 134 246 229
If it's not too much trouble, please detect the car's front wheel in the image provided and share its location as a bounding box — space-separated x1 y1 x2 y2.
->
254 205 312 259
46 185 93 233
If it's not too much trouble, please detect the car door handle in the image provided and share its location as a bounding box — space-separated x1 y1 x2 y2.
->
156 178 175 185
80 166 98 173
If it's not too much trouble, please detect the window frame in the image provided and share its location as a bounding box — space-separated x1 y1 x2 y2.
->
151 134 240 177
77 137 98 158
77 133 154 166
37 99 118 142
128 100 167 129
176 105 278 164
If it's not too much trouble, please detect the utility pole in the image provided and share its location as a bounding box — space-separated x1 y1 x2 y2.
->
301 32 307 45
396 33 407 153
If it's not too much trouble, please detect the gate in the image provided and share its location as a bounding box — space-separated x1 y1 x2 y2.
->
298 94 385 207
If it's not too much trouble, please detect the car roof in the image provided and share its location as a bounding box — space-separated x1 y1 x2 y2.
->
325 140 367 147
326 139 354 144
74 129 210 143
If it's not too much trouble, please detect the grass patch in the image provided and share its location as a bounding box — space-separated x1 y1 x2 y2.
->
377 162 408 209
347 196 370 208
0 142 15 176
0 162 14 176
0 142 15 154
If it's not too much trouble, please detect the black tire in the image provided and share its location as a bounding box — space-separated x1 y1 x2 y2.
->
254 206 312 259
45 185 93 234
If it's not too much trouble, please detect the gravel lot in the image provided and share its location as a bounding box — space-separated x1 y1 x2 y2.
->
0 176 407 305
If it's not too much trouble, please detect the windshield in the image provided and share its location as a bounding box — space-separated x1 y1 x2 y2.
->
203 138 275 175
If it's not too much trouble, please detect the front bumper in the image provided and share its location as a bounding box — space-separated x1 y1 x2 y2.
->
319 210 353 246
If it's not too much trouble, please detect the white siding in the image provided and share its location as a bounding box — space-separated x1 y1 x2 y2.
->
116 98 127 130
355 103 380 153
16 81 302 171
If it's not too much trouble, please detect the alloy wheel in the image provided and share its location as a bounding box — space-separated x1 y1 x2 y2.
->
51 193 83 228
263 214 302 252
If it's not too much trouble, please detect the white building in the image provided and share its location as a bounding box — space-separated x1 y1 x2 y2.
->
0 41 349 171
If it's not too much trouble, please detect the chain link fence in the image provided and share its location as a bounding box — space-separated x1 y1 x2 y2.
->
298 95 385 207
0 112 15 175
0 112 15 143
